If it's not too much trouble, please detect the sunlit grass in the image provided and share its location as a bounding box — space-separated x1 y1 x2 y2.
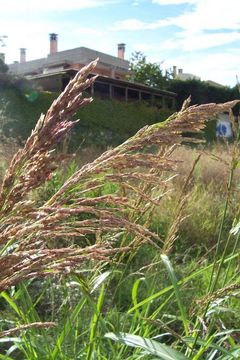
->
0 60 239 359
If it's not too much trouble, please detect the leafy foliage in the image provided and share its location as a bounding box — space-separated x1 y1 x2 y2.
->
129 51 170 89
0 59 8 74
167 79 237 110
0 85 173 147
129 50 239 113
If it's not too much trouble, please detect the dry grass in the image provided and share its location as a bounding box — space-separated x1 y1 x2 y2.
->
149 141 240 255
75 145 105 167
0 58 238 297
171 143 240 189
0 136 21 181
0 136 20 163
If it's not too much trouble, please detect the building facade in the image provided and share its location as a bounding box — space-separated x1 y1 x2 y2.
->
8 34 176 109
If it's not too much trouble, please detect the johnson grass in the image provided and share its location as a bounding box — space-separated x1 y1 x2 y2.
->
0 60 239 359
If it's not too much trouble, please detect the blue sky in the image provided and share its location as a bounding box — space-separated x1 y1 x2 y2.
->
1 0 240 86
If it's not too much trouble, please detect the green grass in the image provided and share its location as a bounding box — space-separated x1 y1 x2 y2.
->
1 143 240 358
0 141 239 358
0 74 240 359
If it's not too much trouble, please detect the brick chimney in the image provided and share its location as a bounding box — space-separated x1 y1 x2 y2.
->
20 48 26 63
173 65 177 78
49 33 58 54
117 43 125 60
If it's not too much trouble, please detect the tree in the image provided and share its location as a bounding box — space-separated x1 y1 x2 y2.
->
0 58 10 88
167 78 235 110
0 58 8 74
129 51 170 89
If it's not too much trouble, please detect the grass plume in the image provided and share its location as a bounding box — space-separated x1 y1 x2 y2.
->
0 59 239 358
0 59 238 290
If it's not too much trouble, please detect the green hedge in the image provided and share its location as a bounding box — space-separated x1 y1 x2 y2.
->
0 86 174 148
1 77 237 146
0 86 56 139
73 98 173 147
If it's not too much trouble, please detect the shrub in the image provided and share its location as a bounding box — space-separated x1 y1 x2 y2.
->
0 84 173 149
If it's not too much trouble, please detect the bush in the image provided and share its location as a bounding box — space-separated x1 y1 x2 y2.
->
0 85 174 148
73 98 173 147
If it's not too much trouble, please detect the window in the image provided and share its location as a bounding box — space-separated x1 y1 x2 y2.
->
94 82 110 99
127 89 139 101
113 86 126 100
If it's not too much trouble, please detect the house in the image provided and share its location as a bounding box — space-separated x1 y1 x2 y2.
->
172 66 200 81
8 34 177 109
9 35 129 80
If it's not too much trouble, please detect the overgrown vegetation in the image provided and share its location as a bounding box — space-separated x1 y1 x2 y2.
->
0 83 173 149
0 60 239 359
167 78 239 111
129 51 170 89
0 59 8 75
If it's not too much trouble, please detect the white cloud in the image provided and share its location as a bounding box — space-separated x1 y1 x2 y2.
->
0 0 116 12
161 31 240 51
110 18 169 31
0 0 116 64
112 0 240 32
111 0 240 54
132 42 157 52
162 50 240 86
152 0 196 4
165 0 240 32
1 16 106 64
156 0 240 53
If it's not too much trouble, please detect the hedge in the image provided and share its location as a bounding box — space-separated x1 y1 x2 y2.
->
0 86 174 148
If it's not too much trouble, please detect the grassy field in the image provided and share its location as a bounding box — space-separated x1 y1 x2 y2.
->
0 62 239 359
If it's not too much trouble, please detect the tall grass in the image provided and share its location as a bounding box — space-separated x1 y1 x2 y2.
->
0 59 239 359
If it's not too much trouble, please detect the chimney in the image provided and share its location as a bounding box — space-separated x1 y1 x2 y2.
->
0 53 5 63
117 43 125 60
20 48 26 63
178 68 183 75
173 65 177 78
49 33 58 54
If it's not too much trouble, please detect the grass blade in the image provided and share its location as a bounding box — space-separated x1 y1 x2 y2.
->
161 254 189 336
105 332 189 360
